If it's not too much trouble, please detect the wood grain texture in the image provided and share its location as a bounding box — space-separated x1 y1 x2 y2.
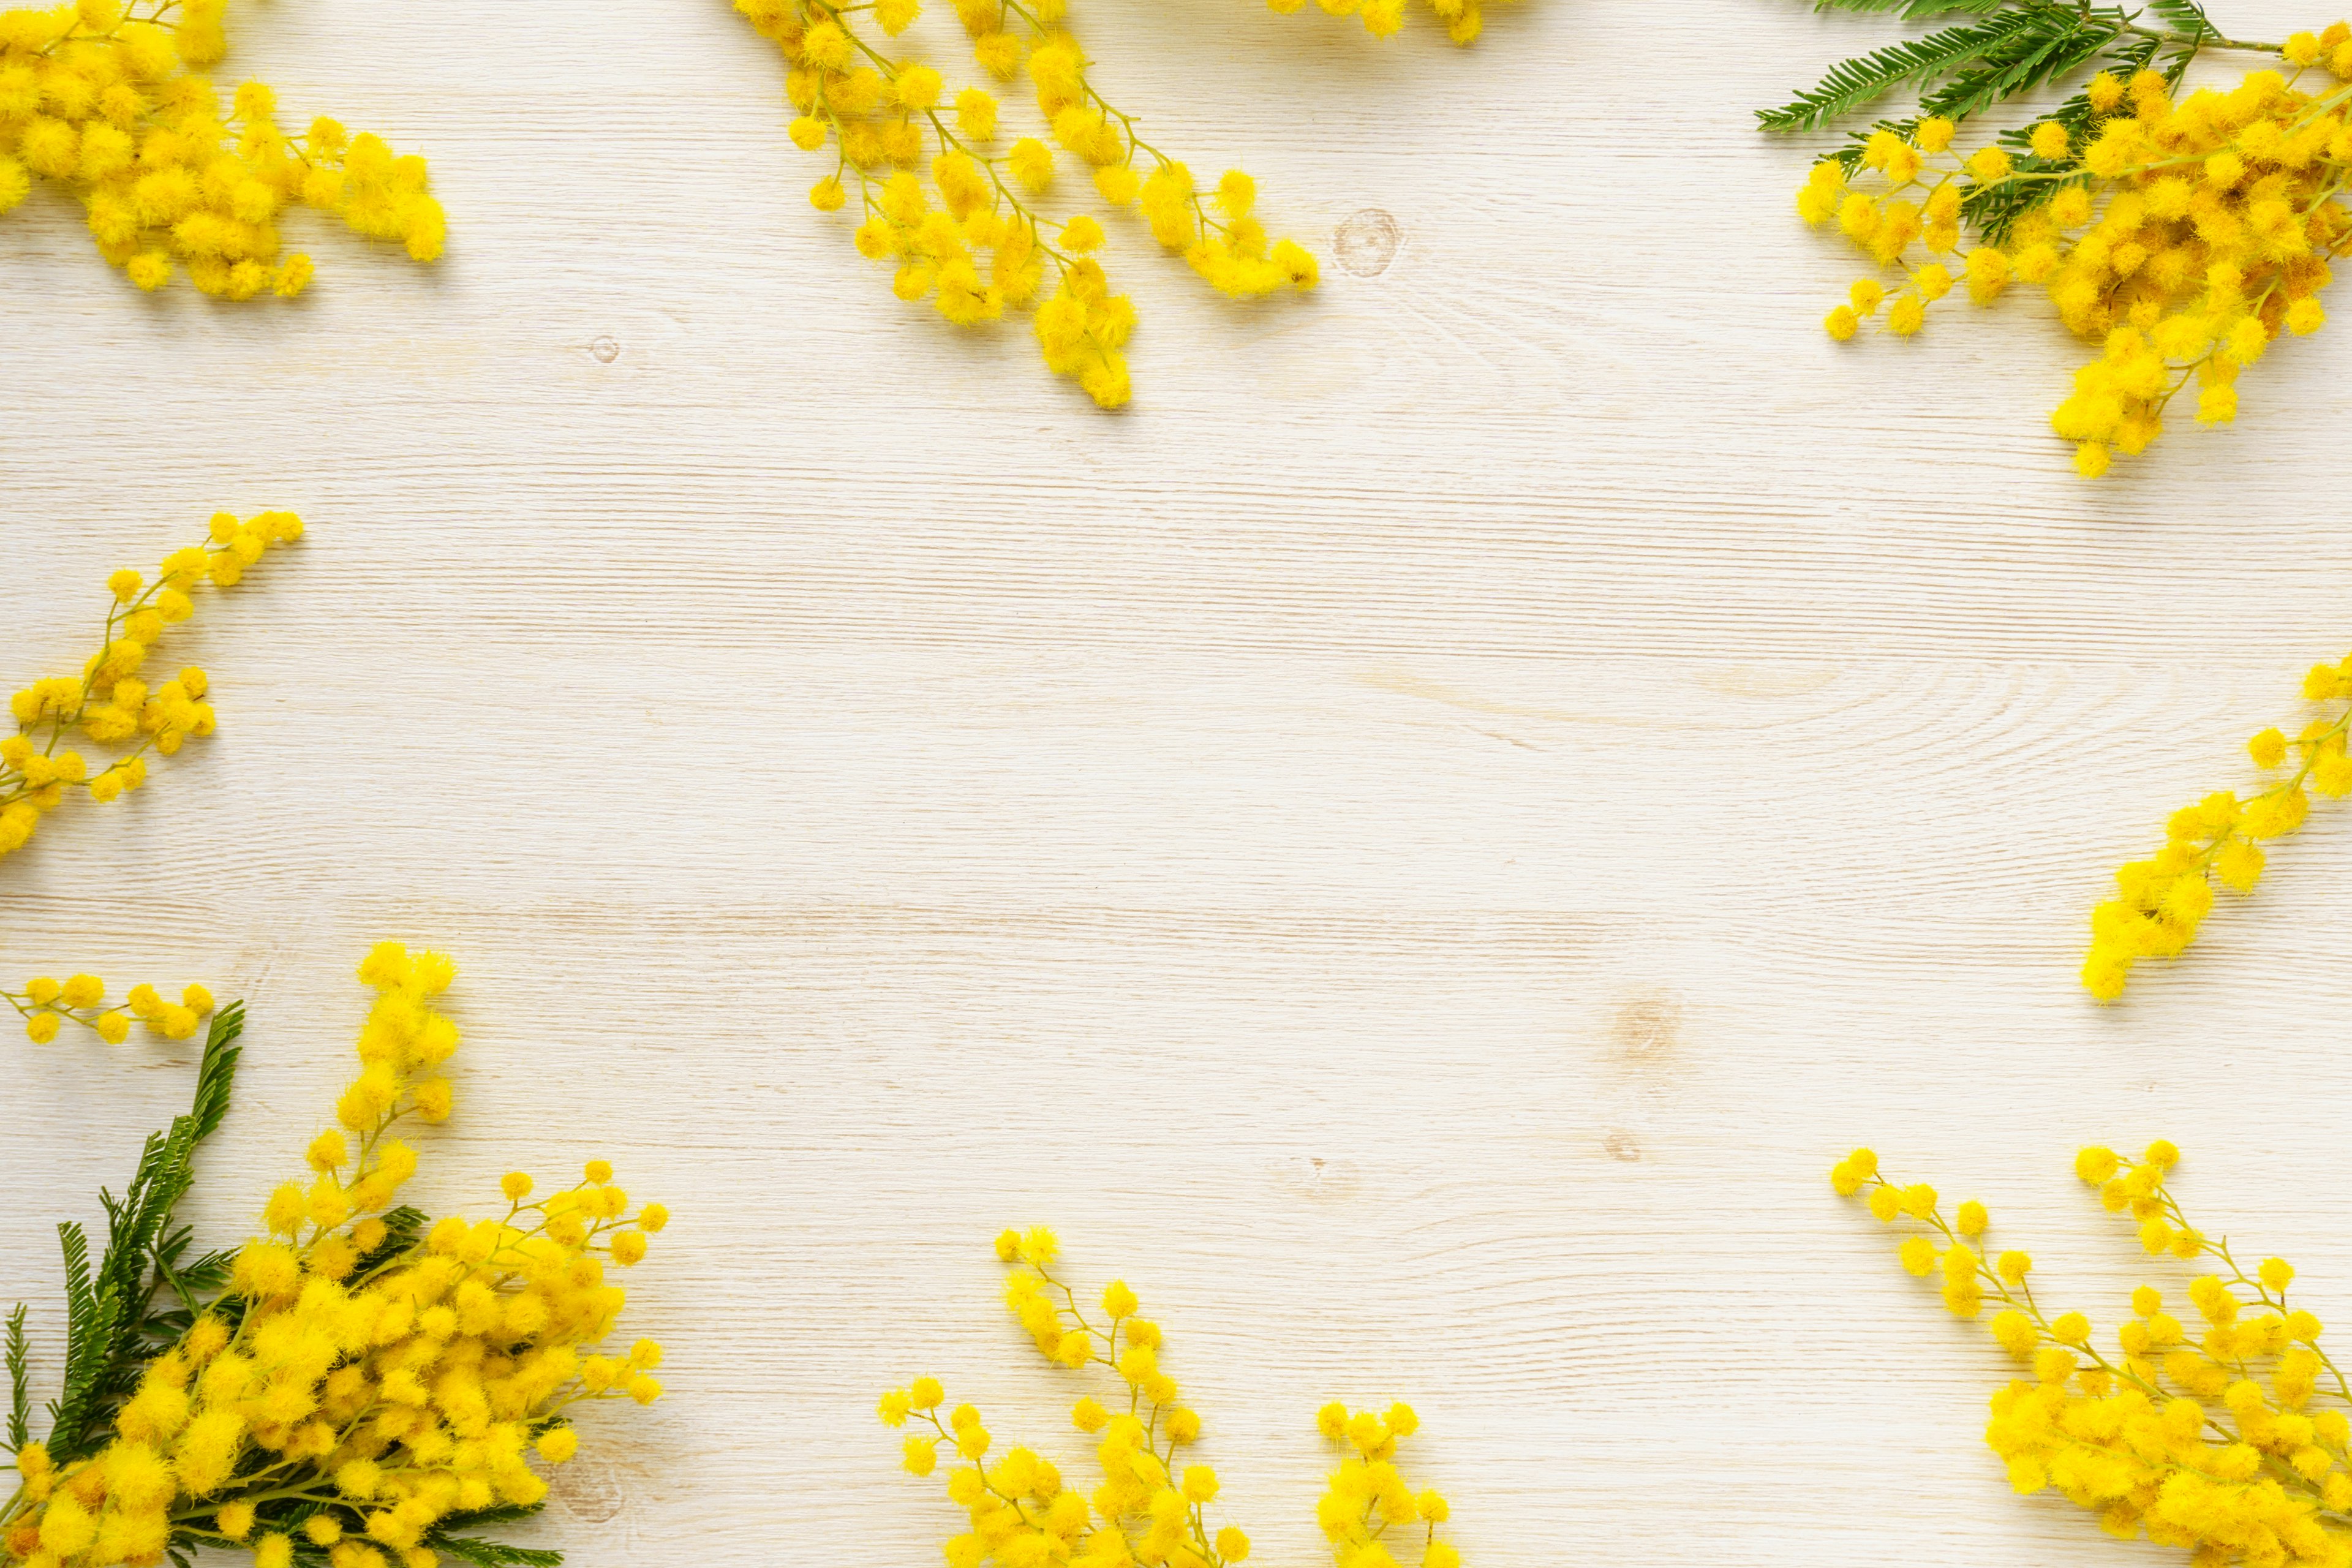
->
5 1 2352 1562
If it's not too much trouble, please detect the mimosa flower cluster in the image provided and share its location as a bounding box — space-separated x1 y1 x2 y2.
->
5 971 213 1044
1800 34 2352 477
0 0 444 296
881 1227 1251 1568
1266 0 1494 47
2081 648 2352 1001
1312 1403 1459 1568
880 1231 1465 1568
734 0 1316 408
3 511 301 864
0 943 668 1568
1834 1142 2352 1568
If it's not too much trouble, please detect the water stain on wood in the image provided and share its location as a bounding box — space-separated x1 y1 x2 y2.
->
1333 209 1401 278
1603 1129 1642 1163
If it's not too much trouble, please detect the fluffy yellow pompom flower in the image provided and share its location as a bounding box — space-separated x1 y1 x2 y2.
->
954 86 997 141
2083 649 2352 1000
0 0 443 293
894 63 942 110
1007 136 1054 192
4 513 302 864
1834 1140 2352 1564
731 0 1314 408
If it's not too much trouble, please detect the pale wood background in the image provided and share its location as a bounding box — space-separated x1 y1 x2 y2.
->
7 0 2352 1562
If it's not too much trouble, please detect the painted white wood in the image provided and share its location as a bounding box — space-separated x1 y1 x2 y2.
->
6 1 2351 1562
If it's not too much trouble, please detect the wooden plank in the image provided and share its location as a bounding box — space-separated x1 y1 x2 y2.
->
2 1 2345 1562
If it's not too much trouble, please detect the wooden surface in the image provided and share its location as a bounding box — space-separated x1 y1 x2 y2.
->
8 0 2352 1562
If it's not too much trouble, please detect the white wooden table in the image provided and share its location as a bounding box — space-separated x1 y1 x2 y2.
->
7 1 2351 1562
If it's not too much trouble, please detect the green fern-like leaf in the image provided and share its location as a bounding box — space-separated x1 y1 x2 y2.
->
1763 0 2231 137
424 1502 564 1567
1921 9 2121 121
1809 0 2008 14
5 1302 29 1451
46 1218 118 1463
434 1503 552 1533
41 1003 247 1464
171 1242 238 1297
187 1001 243 1142
1758 12 2048 130
2142 0 2214 43
429 1540 564 1568
1959 29 2160 240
